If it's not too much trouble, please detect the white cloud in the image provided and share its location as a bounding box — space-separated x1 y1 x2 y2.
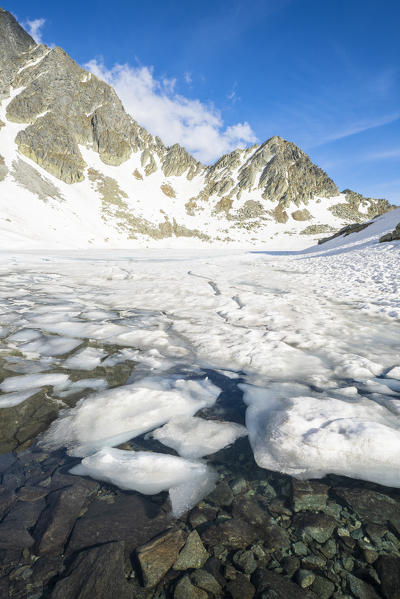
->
85 59 257 163
25 18 46 44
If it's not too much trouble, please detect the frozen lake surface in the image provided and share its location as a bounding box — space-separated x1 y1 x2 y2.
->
0 214 399 513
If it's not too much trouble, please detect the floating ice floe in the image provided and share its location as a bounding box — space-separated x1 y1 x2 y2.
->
0 372 70 392
0 390 38 408
241 383 400 488
152 415 247 458
62 346 108 371
19 334 82 357
43 376 221 457
70 447 217 517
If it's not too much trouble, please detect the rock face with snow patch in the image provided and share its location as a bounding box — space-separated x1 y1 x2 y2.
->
0 8 36 97
0 8 393 248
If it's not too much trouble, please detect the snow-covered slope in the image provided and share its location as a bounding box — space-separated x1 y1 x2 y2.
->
0 8 392 250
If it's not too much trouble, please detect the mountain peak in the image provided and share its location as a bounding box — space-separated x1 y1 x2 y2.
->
0 11 392 249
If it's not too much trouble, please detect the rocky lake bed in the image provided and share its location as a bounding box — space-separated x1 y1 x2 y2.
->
1 432 400 599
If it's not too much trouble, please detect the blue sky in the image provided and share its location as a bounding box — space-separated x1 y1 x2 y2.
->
7 0 400 204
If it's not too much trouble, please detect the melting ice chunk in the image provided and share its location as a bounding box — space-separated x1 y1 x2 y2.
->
152 416 247 458
20 335 82 357
62 346 107 371
42 376 221 457
70 447 217 517
0 390 38 408
241 383 400 488
0 372 69 392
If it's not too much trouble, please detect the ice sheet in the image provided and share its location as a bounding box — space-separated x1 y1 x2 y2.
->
152 416 247 458
241 383 400 487
70 447 217 516
0 216 399 494
43 376 221 456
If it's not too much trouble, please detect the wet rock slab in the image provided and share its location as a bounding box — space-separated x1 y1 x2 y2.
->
50 541 133 599
67 492 170 556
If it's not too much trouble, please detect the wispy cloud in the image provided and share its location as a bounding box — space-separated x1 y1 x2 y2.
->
24 18 46 44
310 113 400 148
364 148 400 161
85 59 257 163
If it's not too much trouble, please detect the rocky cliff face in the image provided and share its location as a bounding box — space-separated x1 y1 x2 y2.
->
0 8 392 248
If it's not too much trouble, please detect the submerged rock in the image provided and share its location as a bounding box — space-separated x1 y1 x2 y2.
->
292 479 329 512
173 530 209 570
174 574 208 599
136 529 186 587
335 487 400 534
376 555 400 599
50 541 132 599
253 568 317 598
294 512 337 544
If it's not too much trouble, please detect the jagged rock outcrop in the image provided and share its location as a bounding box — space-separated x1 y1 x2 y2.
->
0 8 36 98
162 143 203 178
379 222 400 243
329 189 392 223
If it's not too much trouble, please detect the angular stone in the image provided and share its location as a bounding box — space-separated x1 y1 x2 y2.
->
252 568 317 598
232 495 290 550
173 530 209 571
34 482 95 554
226 572 255 599
282 556 300 577
204 556 226 587
376 555 400 599
190 569 222 595
136 529 186 587
294 512 337 543
208 480 234 507
336 487 400 534
201 518 258 550
174 574 208 599
310 575 335 599
292 479 329 512
51 541 132 599
347 573 381 599
297 569 316 588
233 549 258 574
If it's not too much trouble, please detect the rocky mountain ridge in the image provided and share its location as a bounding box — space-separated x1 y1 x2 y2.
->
0 7 392 249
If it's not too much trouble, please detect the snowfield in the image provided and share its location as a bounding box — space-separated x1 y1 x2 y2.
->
0 208 399 512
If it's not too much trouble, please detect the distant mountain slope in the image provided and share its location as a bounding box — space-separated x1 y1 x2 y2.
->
0 7 392 249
